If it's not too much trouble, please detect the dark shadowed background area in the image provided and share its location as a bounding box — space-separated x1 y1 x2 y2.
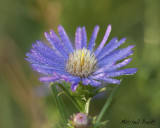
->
0 0 160 128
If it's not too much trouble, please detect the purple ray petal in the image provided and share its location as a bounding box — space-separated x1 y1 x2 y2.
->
32 67 54 75
45 31 68 59
39 76 60 83
97 37 118 59
94 58 132 75
61 75 81 83
31 64 64 71
26 53 42 64
30 48 65 67
90 79 101 87
50 30 69 56
35 40 61 58
99 77 120 84
35 41 65 63
33 42 65 64
106 58 132 71
82 26 87 48
94 24 111 56
97 37 126 60
105 68 137 77
28 50 49 65
88 25 99 51
31 64 66 75
98 49 121 64
58 25 74 53
75 27 82 49
82 78 101 87
93 63 114 75
25 58 35 63
71 83 79 92
30 49 54 66
44 31 57 49
99 45 135 67
82 78 91 85
98 38 126 59
89 73 106 79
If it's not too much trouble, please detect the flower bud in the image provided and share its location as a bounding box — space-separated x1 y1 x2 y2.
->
72 113 90 128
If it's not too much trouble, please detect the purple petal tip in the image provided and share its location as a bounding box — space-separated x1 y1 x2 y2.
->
108 24 112 29
121 37 127 42
132 68 138 74
32 43 36 48
130 45 135 48
58 25 63 30
71 83 78 92
44 32 50 38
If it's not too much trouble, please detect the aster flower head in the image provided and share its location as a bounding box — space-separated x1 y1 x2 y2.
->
26 24 137 92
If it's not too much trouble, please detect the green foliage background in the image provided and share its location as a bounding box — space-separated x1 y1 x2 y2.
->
0 0 160 128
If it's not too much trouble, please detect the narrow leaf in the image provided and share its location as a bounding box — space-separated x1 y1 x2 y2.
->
57 83 83 112
51 83 68 126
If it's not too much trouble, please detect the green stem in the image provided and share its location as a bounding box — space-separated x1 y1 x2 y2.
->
85 98 91 114
57 83 83 112
95 85 120 126
51 84 67 126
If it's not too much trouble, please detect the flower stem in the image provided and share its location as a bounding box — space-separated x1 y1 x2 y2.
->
51 84 67 126
95 85 120 127
85 98 91 114
57 83 83 112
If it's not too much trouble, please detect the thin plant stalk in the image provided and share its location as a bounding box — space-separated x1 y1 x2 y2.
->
95 85 120 126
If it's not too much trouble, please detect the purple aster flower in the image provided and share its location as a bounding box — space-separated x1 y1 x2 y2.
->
26 24 137 91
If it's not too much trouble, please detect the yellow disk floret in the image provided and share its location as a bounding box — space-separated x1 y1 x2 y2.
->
66 48 97 77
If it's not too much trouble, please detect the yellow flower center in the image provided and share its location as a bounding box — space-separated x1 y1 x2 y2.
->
66 48 97 77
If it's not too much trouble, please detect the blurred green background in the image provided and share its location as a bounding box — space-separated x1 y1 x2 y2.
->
0 0 160 128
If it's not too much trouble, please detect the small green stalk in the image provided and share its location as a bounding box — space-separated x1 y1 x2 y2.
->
94 85 120 127
84 98 91 114
51 84 68 127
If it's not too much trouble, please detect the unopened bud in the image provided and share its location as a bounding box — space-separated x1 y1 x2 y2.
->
72 113 90 128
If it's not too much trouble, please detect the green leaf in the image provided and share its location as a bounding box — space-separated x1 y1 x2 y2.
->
51 83 68 127
56 82 83 112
